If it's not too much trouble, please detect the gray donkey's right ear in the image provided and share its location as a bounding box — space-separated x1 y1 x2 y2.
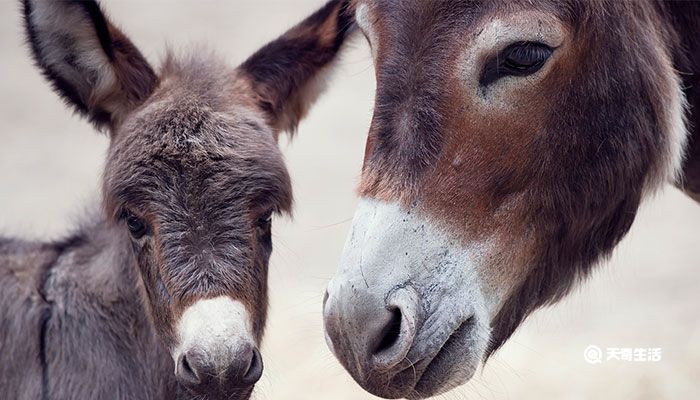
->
22 0 158 130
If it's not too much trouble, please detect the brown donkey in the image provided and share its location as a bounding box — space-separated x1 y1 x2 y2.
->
1 0 351 399
323 1 700 399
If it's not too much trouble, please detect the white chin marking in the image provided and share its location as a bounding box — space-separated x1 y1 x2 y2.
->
173 296 254 366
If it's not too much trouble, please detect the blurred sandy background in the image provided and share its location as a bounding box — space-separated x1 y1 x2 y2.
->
1 1 699 399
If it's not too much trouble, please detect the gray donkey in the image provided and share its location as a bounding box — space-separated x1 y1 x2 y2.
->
0 0 352 399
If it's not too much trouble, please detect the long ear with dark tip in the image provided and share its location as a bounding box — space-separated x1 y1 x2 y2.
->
240 0 355 134
22 0 158 130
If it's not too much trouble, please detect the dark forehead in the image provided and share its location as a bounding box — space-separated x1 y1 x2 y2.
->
356 0 651 200
358 0 593 32
104 55 292 215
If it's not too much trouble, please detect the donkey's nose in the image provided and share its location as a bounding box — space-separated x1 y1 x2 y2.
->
323 282 421 376
237 347 264 386
175 351 205 388
175 345 263 391
172 296 262 395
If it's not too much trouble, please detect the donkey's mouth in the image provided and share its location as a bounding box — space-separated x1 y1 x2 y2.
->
411 316 479 398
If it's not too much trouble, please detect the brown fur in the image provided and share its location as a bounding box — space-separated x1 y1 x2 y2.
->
348 0 697 374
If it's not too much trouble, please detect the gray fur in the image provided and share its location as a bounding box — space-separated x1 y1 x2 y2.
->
6 0 353 399
0 224 179 400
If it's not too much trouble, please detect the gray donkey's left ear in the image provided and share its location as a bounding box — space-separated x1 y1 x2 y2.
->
22 0 158 130
240 0 355 134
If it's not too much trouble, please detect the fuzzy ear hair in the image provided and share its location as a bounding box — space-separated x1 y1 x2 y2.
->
22 0 158 130
240 0 355 134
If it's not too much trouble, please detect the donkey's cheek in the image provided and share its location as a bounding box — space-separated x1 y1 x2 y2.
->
132 248 178 343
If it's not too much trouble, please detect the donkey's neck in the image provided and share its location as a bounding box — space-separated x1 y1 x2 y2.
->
49 214 139 301
663 1 700 200
40 213 180 399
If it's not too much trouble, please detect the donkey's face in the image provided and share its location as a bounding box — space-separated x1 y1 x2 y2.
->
324 1 687 398
24 0 351 398
102 63 291 398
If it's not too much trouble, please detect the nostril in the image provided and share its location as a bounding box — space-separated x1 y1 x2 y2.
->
240 348 264 386
374 307 402 355
176 353 201 387
181 354 194 376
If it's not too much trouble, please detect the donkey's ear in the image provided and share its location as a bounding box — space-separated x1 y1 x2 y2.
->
22 0 158 130
240 0 355 134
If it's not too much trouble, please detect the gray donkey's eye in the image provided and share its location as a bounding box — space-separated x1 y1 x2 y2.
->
256 210 273 233
125 212 149 239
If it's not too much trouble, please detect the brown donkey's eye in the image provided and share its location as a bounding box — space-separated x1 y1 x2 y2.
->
125 212 149 239
480 41 554 86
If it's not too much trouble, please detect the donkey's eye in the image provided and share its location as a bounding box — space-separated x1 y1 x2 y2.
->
125 212 149 239
480 41 554 86
502 42 552 71
256 211 273 232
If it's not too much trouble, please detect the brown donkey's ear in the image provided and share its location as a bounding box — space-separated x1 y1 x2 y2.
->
240 0 355 134
22 0 158 130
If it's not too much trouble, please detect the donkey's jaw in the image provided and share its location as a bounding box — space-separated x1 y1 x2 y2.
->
324 199 495 398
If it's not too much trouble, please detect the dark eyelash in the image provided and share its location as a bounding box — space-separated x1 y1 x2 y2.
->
479 41 554 87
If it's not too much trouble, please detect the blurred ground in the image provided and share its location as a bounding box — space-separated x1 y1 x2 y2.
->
0 1 698 399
